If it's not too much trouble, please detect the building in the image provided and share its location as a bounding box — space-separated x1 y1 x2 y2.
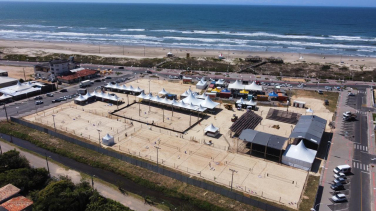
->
0 77 18 88
0 81 56 102
0 184 20 204
34 57 78 80
0 196 33 211
58 69 99 84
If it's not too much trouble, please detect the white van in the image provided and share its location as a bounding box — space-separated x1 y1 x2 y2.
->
333 164 351 174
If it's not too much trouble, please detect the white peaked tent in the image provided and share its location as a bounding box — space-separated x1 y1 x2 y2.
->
119 85 127 91
171 99 178 105
85 92 93 99
175 100 186 108
204 124 219 137
160 97 171 104
201 96 219 109
197 105 207 112
102 134 115 146
137 91 147 99
245 81 262 91
151 95 162 103
182 92 204 106
185 103 197 110
159 88 169 95
127 85 134 92
236 98 245 105
75 94 86 102
196 80 207 90
228 80 244 90
246 99 257 106
197 92 207 99
216 79 225 86
144 93 153 100
282 141 317 171
133 87 144 93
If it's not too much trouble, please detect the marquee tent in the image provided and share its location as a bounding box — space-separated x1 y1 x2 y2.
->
196 80 207 89
159 88 169 95
216 79 225 86
228 80 244 90
102 134 115 146
200 96 219 109
282 141 317 171
245 82 263 91
204 123 219 137
197 93 207 99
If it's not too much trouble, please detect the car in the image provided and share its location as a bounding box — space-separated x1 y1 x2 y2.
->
145 70 152 74
118 66 124 69
67 95 72 99
35 101 43 105
105 76 112 79
59 97 67 101
317 90 323 94
330 183 345 191
60 89 68 92
331 193 347 203
52 99 60 103
348 93 355 96
334 173 347 179
34 96 43 100
46 93 54 97
94 79 101 83
333 177 347 184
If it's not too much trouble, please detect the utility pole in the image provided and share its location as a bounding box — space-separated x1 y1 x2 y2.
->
52 114 56 132
229 168 238 191
97 129 102 147
45 153 50 177
154 146 161 167
3 104 8 122
23 67 26 81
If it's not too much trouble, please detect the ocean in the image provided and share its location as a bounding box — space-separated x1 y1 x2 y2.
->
0 2 375 57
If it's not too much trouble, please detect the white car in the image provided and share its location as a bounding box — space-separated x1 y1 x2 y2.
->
334 177 347 184
331 193 347 203
35 100 43 105
334 172 347 179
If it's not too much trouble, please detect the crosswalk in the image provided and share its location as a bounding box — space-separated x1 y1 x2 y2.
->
354 144 368 152
352 161 369 171
358 91 366 94
355 110 367 115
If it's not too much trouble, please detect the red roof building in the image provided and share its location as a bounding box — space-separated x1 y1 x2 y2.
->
0 196 33 211
58 69 99 84
0 185 20 204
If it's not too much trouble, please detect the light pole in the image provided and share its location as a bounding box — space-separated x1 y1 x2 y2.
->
91 175 95 189
2 104 8 122
311 203 326 211
45 153 50 177
97 129 102 147
229 168 238 191
154 146 161 167
52 114 56 132
286 100 290 113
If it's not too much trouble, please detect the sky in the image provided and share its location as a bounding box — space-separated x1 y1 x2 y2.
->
0 0 375 7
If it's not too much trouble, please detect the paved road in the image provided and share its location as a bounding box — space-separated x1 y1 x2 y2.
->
0 139 160 211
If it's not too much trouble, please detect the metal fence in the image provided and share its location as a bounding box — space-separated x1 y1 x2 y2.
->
11 117 287 211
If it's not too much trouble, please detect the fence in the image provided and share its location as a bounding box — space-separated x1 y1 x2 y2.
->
11 117 287 211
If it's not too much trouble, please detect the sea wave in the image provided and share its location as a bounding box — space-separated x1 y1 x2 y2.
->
120 29 145 32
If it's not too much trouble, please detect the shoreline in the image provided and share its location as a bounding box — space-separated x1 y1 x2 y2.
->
1 39 376 70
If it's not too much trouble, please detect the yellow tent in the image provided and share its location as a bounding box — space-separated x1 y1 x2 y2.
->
240 89 249 94
207 88 213 92
212 87 221 92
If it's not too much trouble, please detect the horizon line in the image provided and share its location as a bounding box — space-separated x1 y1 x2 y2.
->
0 1 375 8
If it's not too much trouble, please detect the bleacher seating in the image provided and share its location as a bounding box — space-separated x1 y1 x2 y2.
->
265 108 301 125
230 110 262 135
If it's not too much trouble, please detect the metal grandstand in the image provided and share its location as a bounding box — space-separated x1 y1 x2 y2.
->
265 108 301 125
230 110 263 135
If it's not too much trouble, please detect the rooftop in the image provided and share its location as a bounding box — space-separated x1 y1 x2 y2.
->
0 81 44 97
0 196 33 211
0 77 18 84
0 185 20 203
58 69 98 81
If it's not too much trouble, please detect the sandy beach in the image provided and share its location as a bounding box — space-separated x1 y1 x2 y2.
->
1 39 376 71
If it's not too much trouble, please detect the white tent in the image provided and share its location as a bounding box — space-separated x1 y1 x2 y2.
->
196 80 207 90
182 92 204 106
185 103 197 110
85 92 93 99
171 99 178 105
119 85 127 91
175 100 186 108
204 124 219 133
151 95 162 103
197 105 207 112
228 80 244 90
144 93 153 100
133 87 144 93
216 79 225 86
200 96 219 109
160 97 171 104
75 94 86 102
159 88 169 95
197 92 207 99
282 141 317 171
244 81 262 91
127 85 134 92
236 98 245 105
102 134 115 146
137 91 147 99
181 90 190 97
246 99 257 106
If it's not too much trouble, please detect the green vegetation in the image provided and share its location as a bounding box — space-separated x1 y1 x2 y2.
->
373 113 376 121
0 121 291 211
291 89 339 113
298 175 320 211
0 149 133 211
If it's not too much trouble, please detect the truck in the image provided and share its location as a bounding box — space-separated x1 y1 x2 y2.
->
79 80 91 88
343 111 356 121
77 88 87 95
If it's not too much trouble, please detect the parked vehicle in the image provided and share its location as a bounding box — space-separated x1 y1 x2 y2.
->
59 97 67 101
331 193 347 203
46 93 54 97
118 66 124 69
334 177 347 184
35 101 43 105
105 76 112 79
60 89 68 93
317 90 323 94
333 164 351 174
79 80 91 88
330 183 345 191
348 93 355 96
145 70 152 74
34 96 43 100
52 99 60 103
78 89 87 95
334 172 347 179
343 111 357 121
94 79 101 82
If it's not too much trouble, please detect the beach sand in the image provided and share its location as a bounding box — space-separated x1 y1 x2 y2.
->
1 39 375 71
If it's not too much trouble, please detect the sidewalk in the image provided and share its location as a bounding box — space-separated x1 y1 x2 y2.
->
0 140 160 211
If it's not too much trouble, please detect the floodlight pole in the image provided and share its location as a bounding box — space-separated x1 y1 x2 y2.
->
139 101 141 116
162 108 164 122
189 111 192 127
52 114 56 132
97 129 102 147
3 104 8 122
154 146 161 167
45 153 50 177
229 168 238 191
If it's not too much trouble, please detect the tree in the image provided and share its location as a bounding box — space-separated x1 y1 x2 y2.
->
0 168 48 193
86 192 133 211
0 150 29 173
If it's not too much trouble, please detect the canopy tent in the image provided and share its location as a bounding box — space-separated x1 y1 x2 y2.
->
119 85 127 91
144 93 153 100
159 88 169 95
245 82 263 91
160 97 171 105
182 92 204 106
181 90 190 97
269 92 278 97
151 95 162 103
136 91 147 99
196 80 207 90
212 87 222 93
197 93 207 99
75 94 86 102
216 79 225 86
126 85 134 92
221 88 231 93
102 134 115 146
228 80 244 90
289 115 327 149
200 96 219 109
236 98 245 105
204 124 219 133
133 87 144 93
92 91 123 102
239 89 249 94
246 99 257 106
0 94 12 101
282 141 317 171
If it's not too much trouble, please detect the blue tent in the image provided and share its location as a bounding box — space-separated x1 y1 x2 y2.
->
269 92 278 97
221 88 231 93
